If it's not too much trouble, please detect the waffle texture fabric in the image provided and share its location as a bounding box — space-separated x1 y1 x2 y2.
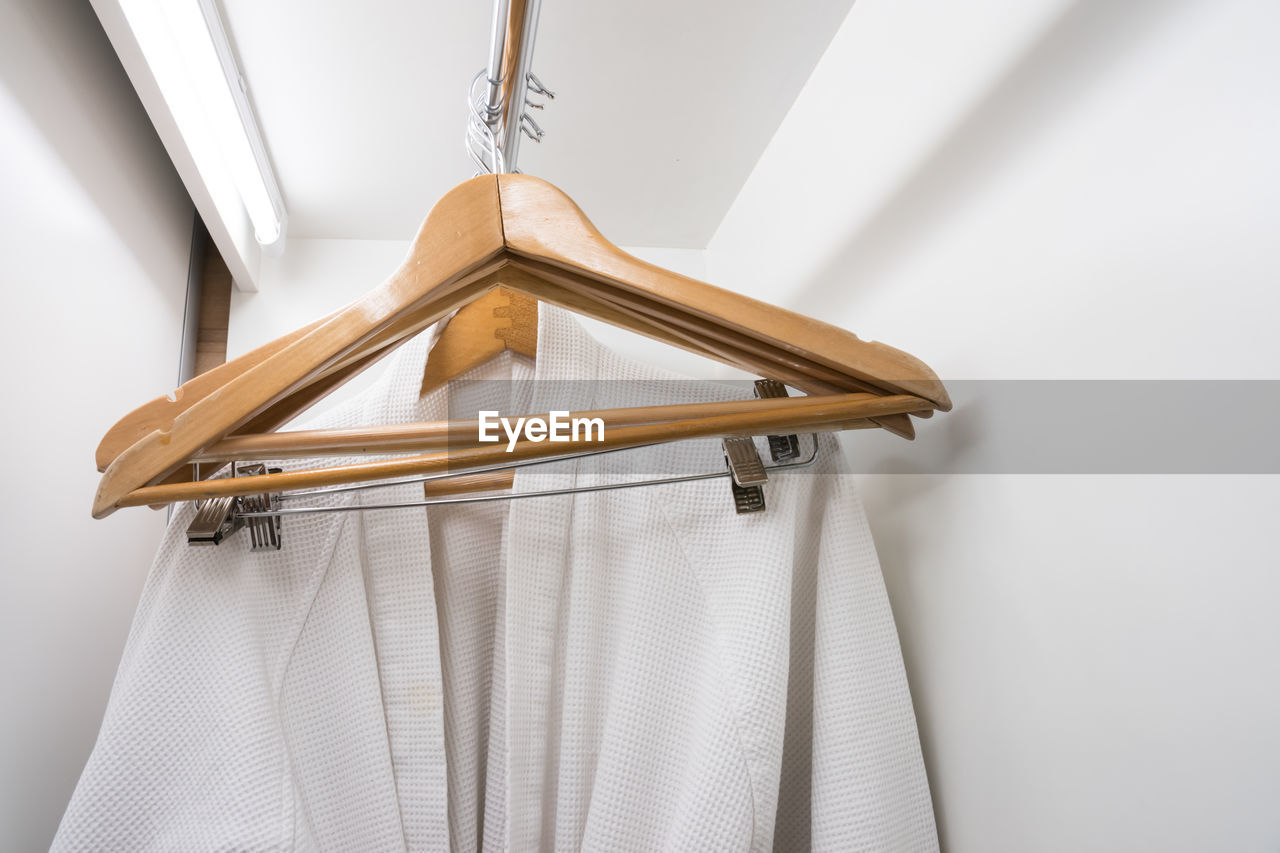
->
55 304 938 852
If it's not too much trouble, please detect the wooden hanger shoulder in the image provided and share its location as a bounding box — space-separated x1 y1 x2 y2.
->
92 175 506 518
420 286 538 396
496 174 950 410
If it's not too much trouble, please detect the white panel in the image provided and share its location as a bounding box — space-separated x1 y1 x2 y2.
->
0 1 194 847
91 0 262 289
709 0 1280 849
217 0 854 247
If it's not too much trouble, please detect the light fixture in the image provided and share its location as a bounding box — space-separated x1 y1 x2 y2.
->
117 0 286 246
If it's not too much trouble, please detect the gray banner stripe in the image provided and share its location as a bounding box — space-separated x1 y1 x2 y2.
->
441 380 1280 474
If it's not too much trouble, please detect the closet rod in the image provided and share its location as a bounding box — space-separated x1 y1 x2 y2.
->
482 0 544 172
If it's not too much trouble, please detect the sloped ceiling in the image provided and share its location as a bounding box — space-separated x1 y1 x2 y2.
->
219 0 856 248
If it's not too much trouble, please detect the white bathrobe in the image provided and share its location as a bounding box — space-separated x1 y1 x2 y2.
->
54 305 938 852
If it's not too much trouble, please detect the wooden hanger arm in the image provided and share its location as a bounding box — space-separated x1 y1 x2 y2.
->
92 176 508 519
503 261 918 438
192 392 896 461
100 244 914 482
422 413 882 500
496 261 926 441
423 469 518 497
114 392 933 509
94 312 342 470
496 174 951 411
173 258 921 457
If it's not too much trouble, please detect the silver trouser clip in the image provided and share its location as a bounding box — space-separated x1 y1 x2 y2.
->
753 379 802 461
723 435 768 514
719 380 804 515
186 463 283 550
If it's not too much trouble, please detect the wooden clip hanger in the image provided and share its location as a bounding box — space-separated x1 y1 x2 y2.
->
93 174 949 518
114 393 935 509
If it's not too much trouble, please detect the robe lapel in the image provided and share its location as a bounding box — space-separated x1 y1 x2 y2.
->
357 330 451 851
502 306 604 850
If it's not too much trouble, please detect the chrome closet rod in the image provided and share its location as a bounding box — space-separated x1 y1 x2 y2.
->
482 0 544 172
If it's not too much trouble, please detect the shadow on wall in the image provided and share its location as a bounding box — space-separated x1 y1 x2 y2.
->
849 387 991 852
855 469 951 847
790 0 1197 318
0 0 192 293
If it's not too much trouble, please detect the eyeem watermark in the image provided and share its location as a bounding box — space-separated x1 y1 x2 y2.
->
478 410 606 452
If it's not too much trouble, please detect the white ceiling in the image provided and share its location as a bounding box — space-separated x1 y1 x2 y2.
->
218 0 854 248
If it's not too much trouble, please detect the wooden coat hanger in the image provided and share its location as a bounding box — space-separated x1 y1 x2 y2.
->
113 392 933 509
93 174 949 518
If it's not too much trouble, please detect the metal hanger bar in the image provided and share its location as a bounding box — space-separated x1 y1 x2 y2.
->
262 381 845 502
275 439 667 500
235 436 819 519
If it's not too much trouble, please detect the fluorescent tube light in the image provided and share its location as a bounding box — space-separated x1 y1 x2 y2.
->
118 0 286 246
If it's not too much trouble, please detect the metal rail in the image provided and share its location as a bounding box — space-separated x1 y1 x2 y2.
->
467 0 553 174
234 437 820 519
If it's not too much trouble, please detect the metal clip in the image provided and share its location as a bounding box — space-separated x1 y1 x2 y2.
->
187 495 242 546
753 379 802 462
526 71 556 99
722 435 767 514
186 464 283 550
520 114 545 142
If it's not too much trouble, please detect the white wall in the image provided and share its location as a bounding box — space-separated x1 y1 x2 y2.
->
709 0 1280 850
0 1 194 849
